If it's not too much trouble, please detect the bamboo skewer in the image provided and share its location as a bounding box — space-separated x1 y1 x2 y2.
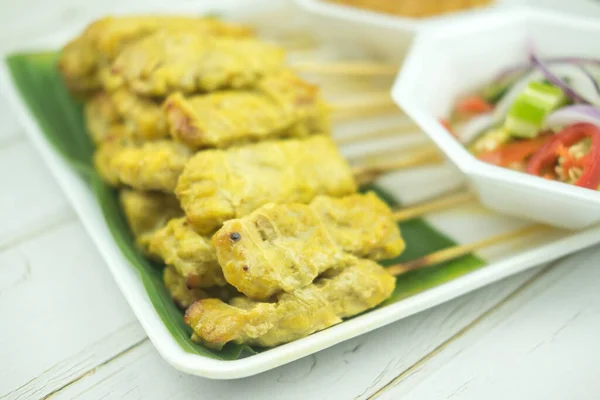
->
392 191 477 222
336 123 420 145
387 225 550 277
293 60 400 76
333 105 401 122
351 146 444 184
327 92 400 121
329 92 396 113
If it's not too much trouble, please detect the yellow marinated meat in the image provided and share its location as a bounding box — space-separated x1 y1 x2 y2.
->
59 16 252 95
119 189 182 253
164 70 329 149
84 92 127 144
109 74 328 146
184 258 395 348
95 139 192 192
109 30 284 96
176 136 357 235
213 192 404 299
110 88 168 140
94 17 252 61
163 266 235 309
150 217 226 289
59 21 107 94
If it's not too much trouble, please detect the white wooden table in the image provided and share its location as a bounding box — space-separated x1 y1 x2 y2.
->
1 1 600 399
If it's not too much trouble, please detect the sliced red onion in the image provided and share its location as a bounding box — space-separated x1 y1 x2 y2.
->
580 66 600 97
548 64 600 106
455 112 496 144
553 57 600 66
492 57 600 82
545 105 600 128
529 51 589 104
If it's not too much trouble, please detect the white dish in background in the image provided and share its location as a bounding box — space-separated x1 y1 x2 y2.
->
296 0 600 63
295 0 506 61
3 1 600 380
393 7 600 230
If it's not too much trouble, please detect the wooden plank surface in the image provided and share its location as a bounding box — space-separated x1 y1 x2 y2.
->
373 247 600 400
47 269 542 400
0 222 145 400
0 142 74 249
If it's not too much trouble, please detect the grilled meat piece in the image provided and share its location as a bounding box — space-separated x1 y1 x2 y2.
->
119 189 182 253
109 29 284 96
213 192 404 299
110 88 169 140
59 16 252 95
84 92 127 144
150 217 226 289
95 139 192 192
184 259 395 348
176 136 356 235
163 266 234 309
165 70 329 149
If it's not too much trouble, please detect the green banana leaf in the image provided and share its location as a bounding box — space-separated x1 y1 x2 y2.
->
5 51 486 360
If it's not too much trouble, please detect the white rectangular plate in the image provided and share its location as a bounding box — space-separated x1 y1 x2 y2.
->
2 1 600 379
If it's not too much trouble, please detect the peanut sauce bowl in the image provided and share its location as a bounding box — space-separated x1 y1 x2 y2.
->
393 7 600 230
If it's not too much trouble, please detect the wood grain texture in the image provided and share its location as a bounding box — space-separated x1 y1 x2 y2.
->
375 246 600 400
0 141 74 249
48 269 542 400
0 222 144 399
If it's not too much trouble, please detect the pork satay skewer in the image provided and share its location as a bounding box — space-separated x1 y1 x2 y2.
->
99 66 396 144
107 31 286 96
213 191 404 299
151 190 475 291
387 225 550 276
107 28 399 97
94 134 441 195
165 80 396 150
183 225 549 348
59 16 253 95
184 258 395 348
183 225 548 348
213 189 477 300
176 136 444 235
167 195 514 310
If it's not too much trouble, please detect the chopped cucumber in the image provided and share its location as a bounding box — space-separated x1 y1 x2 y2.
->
505 81 566 138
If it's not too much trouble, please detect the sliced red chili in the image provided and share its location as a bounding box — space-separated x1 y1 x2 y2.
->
477 135 551 168
527 123 600 190
456 95 493 115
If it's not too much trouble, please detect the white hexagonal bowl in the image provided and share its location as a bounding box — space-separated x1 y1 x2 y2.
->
393 6 600 230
